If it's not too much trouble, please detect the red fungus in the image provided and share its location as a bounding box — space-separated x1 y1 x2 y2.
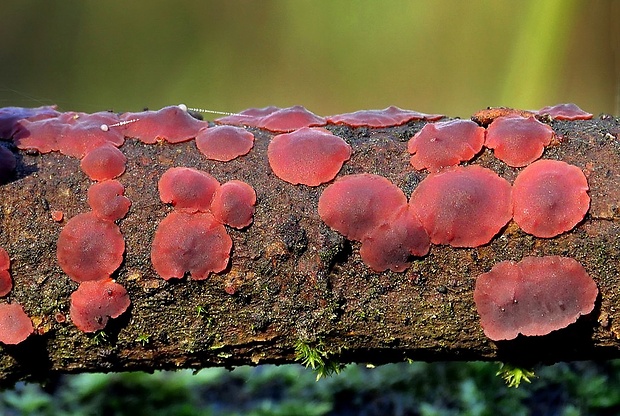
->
195 125 255 161
121 105 207 144
51 210 64 222
407 119 485 172
80 144 127 181
57 112 125 158
485 116 554 167
69 279 130 333
87 180 131 221
57 212 125 282
210 180 256 229
474 256 598 341
512 160 589 238
537 103 593 120
267 127 351 186
471 107 537 127
0 105 59 138
409 166 512 247
151 211 232 280
215 106 279 127
256 105 326 132
158 167 220 213
318 174 408 241
0 247 11 297
13 116 64 154
327 106 444 127
0 303 34 344
0 146 16 184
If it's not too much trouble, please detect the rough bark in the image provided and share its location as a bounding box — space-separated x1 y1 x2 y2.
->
1 115 620 386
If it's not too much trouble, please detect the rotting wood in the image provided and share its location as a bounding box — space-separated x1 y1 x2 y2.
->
0 114 619 386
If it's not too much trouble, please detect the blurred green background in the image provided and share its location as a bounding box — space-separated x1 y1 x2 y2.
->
0 0 618 117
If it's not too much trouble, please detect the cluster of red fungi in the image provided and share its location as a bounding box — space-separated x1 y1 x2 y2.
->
0 101 600 345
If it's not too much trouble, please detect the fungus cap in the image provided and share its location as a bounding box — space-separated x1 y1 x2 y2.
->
210 180 256 229
215 106 279 127
13 116 64 154
87 180 131 221
57 112 125 158
0 105 59 138
121 106 207 144
195 125 254 161
327 106 443 127
0 248 11 297
80 144 127 181
474 256 598 341
512 160 589 238
267 127 351 186
537 103 593 120
158 167 220 213
409 165 512 247
0 303 34 344
69 279 130 333
256 105 326 132
485 116 554 167
407 119 485 172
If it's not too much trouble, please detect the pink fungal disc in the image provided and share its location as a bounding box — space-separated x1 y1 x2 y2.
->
408 119 485 172
512 160 589 238
409 166 512 247
215 106 279 127
151 211 232 280
485 116 554 167
80 144 127 181
87 180 131 221
474 256 598 341
359 206 430 272
121 106 207 144
210 180 256 229
57 112 125 158
0 105 59 138
327 106 444 128
57 212 125 282
318 174 408 241
195 125 254 161
0 247 11 297
267 127 351 186
69 279 130 333
256 106 327 132
537 103 593 120
0 303 34 344
158 167 220 213
13 116 64 154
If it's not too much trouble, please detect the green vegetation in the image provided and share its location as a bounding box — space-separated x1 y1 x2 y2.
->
294 340 345 380
496 363 536 388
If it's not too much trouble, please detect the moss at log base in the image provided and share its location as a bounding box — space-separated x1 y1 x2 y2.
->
0 113 619 386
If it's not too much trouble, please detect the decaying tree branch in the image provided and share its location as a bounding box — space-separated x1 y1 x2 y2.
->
1 114 620 386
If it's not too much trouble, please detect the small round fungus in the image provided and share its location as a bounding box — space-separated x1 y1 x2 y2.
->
267 127 351 186
210 180 256 229
537 103 593 120
327 106 443 127
485 116 554 167
318 174 408 241
121 106 207 144
57 212 125 282
359 206 430 272
0 146 16 184
0 247 12 297
158 167 220 213
409 166 512 247
87 180 131 221
80 144 127 181
512 160 589 238
215 106 279 127
408 119 485 172
69 279 130 333
0 303 34 344
474 256 598 341
257 106 326 132
195 125 254 161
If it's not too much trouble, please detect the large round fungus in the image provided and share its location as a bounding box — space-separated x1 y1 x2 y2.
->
512 160 589 238
327 106 443 128
70 279 130 333
80 144 127 181
485 116 554 167
195 125 254 161
57 212 125 282
121 105 207 144
409 166 512 247
257 106 326 132
151 211 232 280
210 180 256 229
0 303 34 344
0 248 12 297
474 256 598 341
268 127 351 186
407 119 485 172
87 180 131 221
158 167 220 213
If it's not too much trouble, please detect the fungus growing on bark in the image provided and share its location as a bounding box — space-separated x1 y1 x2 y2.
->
13 115 65 154
471 107 537 127
485 116 554 167
327 106 443 127
0 105 59 138
87 180 131 221
215 106 279 127
121 105 207 144
407 119 485 172
256 105 326 132
0 248 12 297
69 279 130 333
57 212 125 282
151 211 232 280
474 256 598 341
538 103 593 120
158 167 220 213
0 146 16 184
210 180 256 229
80 144 127 181
195 125 254 161
512 160 589 238
0 303 34 344
409 166 512 247
268 127 351 186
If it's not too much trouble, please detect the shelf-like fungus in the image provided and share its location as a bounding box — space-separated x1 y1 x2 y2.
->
537 103 593 120
326 106 443 127
121 105 207 144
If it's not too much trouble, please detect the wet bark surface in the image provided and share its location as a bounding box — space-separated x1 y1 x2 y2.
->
1 114 620 385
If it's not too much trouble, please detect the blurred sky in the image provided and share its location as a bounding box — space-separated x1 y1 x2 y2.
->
0 0 618 118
